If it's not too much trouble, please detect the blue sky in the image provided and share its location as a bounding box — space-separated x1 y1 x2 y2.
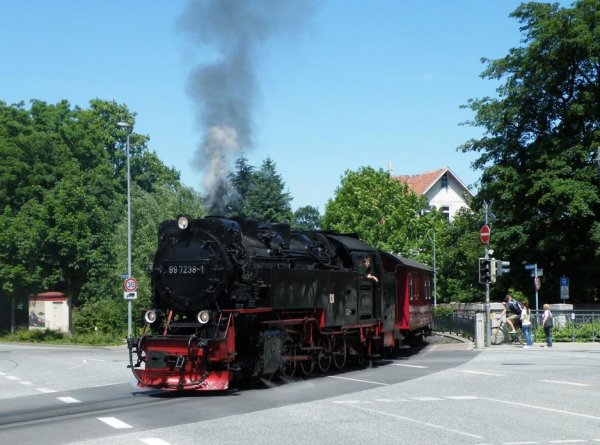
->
1 1 546 212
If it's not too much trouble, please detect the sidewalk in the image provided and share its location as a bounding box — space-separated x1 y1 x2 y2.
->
482 341 600 352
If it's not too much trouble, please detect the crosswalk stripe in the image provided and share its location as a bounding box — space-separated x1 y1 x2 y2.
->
98 417 133 429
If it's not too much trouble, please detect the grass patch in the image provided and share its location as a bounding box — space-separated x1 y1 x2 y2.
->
0 328 125 346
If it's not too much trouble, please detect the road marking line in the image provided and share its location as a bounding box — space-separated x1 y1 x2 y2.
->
391 363 428 368
327 375 389 386
347 405 484 439
5 376 21 380
36 388 57 393
412 397 444 401
98 417 133 429
57 396 81 403
87 381 130 389
140 439 172 445
373 398 409 402
456 370 506 377
549 441 587 443
502 442 539 445
18 381 33 385
333 400 363 404
446 396 479 400
538 379 591 387
479 397 600 421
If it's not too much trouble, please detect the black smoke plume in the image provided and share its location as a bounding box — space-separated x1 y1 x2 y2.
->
178 0 314 215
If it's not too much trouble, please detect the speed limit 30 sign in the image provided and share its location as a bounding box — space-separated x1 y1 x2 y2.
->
123 277 138 292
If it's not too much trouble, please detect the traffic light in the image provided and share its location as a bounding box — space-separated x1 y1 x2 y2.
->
496 260 510 276
478 258 491 283
490 258 497 283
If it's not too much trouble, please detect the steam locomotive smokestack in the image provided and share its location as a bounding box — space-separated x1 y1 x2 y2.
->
178 0 314 215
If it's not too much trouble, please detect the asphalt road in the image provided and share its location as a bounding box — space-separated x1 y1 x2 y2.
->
1 337 599 445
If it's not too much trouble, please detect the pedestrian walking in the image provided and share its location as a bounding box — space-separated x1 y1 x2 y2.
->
541 303 553 347
521 302 533 348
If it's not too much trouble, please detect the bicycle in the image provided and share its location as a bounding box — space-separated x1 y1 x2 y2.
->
490 318 524 345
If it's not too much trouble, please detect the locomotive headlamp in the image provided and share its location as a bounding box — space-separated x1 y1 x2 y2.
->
144 309 158 324
197 310 210 324
177 216 190 230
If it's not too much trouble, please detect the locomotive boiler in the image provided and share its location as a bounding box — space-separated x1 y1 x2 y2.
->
127 215 433 390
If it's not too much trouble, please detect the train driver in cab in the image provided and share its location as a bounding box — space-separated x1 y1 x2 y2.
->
361 256 379 283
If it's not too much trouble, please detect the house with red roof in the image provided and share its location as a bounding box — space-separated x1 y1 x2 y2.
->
393 167 473 221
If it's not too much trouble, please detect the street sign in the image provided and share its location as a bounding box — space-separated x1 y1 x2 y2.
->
560 276 569 300
123 291 137 300
530 268 543 277
480 225 491 244
525 264 536 270
123 277 138 292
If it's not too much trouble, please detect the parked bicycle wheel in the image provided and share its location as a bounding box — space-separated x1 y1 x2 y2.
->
490 327 506 345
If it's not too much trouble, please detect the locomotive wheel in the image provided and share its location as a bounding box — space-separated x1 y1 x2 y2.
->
299 339 316 376
332 336 347 370
355 345 367 367
316 337 332 373
280 336 296 378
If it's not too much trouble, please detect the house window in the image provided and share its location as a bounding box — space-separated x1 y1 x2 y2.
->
441 206 450 220
441 173 448 189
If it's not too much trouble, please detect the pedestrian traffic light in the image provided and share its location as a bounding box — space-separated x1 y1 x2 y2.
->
496 260 510 276
478 258 492 283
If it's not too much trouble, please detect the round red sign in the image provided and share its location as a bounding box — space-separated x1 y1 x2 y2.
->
480 225 491 244
123 277 138 292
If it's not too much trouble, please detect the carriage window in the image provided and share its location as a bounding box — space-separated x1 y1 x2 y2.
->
425 278 431 300
409 273 414 301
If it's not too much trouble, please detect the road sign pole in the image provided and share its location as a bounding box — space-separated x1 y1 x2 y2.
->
483 202 492 348
123 277 138 338
534 264 539 319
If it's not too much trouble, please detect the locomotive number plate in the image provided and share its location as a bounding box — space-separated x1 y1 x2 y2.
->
166 264 204 275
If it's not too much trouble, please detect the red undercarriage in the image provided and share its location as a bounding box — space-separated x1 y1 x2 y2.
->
129 309 391 391
131 312 238 391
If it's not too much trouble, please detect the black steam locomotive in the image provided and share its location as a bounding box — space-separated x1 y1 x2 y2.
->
127 215 433 390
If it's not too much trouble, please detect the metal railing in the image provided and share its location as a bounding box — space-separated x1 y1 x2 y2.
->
531 310 600 343
433 314 476 341
434 310 600 345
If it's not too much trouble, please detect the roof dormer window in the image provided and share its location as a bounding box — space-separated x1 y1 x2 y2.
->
441 173 448 189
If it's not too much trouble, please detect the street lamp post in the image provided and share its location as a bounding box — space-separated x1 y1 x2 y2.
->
116 121 133 338
426 229 437 307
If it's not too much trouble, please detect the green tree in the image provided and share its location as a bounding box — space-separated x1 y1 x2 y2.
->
244 157 293 222
0 100 124 330
435 208 485 303
228 155 255 216
323 167 443 256
292 205 322 230
461 0 600 303
0 99 195 334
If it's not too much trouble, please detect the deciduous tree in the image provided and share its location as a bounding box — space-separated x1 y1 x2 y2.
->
323 167 442 257
461 0 600 302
